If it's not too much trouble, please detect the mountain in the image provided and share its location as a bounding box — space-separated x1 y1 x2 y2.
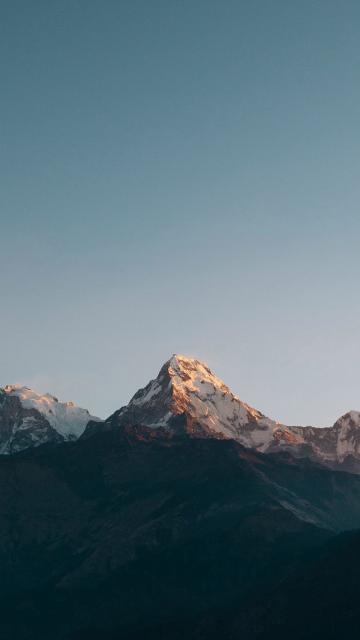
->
85 354 360 472
0 384 101 453
86 354 277 445
2 358 360 637
1 426 360 639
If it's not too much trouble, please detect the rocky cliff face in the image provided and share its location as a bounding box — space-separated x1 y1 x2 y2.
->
0 385 101 453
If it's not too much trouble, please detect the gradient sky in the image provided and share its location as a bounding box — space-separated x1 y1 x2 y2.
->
1 1 360 425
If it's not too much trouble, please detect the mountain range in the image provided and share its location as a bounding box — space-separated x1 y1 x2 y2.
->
3 355 360 472
2 355 360 639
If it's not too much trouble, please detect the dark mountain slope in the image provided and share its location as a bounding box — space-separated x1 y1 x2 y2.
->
0 428 360 638
215 528 360 640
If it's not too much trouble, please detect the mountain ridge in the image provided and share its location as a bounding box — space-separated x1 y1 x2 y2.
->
84 354 360 472
3 354 360 472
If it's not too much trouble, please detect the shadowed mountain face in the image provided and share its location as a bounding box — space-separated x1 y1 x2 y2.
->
209 528 360 640
1 427 360 639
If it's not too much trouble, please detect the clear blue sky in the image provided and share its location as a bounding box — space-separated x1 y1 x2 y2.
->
1 0 360 425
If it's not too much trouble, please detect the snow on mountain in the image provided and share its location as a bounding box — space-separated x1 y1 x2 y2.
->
333 411 360 460
4 385 99 438
0 384 102 454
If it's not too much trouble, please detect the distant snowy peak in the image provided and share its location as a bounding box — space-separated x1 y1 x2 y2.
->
334 410 360 430
3 384 100 438
0 385 101 454
333 411 360 460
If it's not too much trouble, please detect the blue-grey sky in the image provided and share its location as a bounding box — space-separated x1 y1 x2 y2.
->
1 0 360 425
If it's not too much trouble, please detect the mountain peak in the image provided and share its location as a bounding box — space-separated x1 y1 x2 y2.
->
165 354 230 395
164 354 266 422
334 410 360 425
104 354 277 448
3 384 59 404
0 384 102 453
167 354 226 387
167 353 213 374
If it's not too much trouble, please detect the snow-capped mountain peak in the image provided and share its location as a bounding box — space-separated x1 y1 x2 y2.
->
167 354 265 421
0 384 102 453
3 384 99 438
106 354 280 449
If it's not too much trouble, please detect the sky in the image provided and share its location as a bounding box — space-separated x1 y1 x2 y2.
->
1 0 360 425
